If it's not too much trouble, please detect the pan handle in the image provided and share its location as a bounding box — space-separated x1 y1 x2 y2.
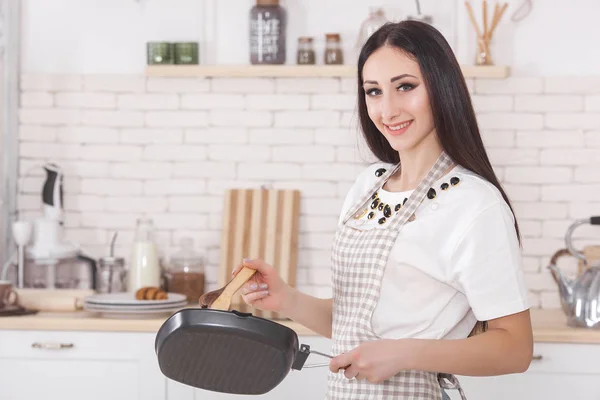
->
292 344 334 370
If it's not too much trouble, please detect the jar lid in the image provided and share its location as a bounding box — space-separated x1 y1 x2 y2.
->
298 37 313 43
257 0 279 5
99 256 125 266
169 237 204 271
325 33 341 41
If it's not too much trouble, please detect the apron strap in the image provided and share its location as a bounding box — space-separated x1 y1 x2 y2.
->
438 374 468 400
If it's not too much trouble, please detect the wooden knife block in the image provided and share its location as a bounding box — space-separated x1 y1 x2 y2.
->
219 188 300 320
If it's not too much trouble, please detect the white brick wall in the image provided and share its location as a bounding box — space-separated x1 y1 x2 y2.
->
17 73 600 309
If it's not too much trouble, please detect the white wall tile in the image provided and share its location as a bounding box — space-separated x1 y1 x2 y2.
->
272 145 335 163
471 95 513 112
21 92 54 107
21 74 82 91
19 126 57 142
117 94 179 110
475 78 543 94
182 94 244 110
144 179 207 195
311 94 356 111
274 111 339 128
477 113 544 130
209 110 272 127
110 162 173 179
121 128 183 144
516 130 584 148
515 95 584 112
19 109 81 125
212 78 275 93
57 127 119 143
185 128 248 144
147 78 209 93
56 92 116 109
249 128 313 144
80 179 143 195
545 113 600 129
208 144 270 161
504 167 572 183
245 94 309 110
82 110 144 127
83 75 145 92
276 78 339 93
144 145 207 161
79 145 143 161
147 111 208 127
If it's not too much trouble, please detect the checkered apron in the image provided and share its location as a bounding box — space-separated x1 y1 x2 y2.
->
327 152 468 399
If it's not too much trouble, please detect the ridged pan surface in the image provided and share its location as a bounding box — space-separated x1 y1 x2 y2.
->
155 308 299 394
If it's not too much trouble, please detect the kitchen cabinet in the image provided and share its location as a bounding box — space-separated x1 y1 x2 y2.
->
447 342 600 400
0 330 165 400
2 328 600 400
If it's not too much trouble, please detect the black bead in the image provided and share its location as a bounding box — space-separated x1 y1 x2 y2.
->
441 183 449 191
403 198 408 205
378 217 386 224
450 177 460 186
371 192 378 200
375 168 387 177
383 204 392 218
368 212 375 220
378 203 384 211
427 188 436 199
395 203 401 212
370 198 379 209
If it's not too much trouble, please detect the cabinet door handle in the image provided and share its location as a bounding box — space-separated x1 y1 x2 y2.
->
31 342 74 350
532 354 543 361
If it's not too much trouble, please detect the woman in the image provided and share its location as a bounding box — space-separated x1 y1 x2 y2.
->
232 21 533 399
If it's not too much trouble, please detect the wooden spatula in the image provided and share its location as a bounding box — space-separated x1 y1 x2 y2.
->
199 266 257 311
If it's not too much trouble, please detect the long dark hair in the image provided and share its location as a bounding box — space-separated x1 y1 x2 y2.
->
357 21 521 245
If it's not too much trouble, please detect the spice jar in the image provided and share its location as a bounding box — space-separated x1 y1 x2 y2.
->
147 42 174 65
174 42 199 65
165 237 205 303
324 33 344 65
249 0 287 64
296 37 316 65
96 256 127 294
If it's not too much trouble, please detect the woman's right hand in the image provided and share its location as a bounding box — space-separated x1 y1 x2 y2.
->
231 258 293 314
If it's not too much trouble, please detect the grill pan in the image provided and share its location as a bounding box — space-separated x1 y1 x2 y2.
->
154 267 334 395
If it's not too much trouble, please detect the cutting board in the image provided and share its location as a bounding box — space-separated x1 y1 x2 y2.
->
219 188 300 320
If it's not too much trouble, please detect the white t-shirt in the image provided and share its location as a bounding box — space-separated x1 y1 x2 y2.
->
337 162 530 340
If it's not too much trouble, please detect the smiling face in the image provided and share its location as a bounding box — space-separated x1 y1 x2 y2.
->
362 45 437 155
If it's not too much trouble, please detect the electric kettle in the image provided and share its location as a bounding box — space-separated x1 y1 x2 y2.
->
547 216 600 329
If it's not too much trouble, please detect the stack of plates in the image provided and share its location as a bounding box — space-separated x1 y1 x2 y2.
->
84 292 187 319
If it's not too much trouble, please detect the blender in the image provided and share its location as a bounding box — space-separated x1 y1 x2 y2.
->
22 163 96 290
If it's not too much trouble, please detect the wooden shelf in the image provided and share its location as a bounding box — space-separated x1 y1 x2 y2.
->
145 64 509 79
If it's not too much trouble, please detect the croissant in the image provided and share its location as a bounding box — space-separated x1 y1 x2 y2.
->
135 286 168 300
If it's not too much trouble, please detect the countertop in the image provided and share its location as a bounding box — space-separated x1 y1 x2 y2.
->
1 308 599 343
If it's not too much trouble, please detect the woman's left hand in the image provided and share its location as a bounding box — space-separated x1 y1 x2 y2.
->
329 339 417 383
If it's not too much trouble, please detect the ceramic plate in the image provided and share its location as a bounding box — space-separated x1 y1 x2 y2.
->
83 301 187 311
84 292 187 306
83 305 182 319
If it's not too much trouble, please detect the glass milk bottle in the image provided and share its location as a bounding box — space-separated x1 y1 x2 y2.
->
128 217 161 292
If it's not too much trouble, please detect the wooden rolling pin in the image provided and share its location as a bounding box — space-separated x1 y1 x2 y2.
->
15 289 94 312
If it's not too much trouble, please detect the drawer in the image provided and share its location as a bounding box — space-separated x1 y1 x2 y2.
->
527 342 600 374
0 330 156 361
